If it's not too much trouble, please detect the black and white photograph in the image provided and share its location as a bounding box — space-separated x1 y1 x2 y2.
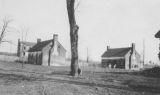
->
0 0 160 95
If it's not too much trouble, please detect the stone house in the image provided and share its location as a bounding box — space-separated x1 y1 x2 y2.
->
28 34 66 66
17 39 36 61
101 43 142 70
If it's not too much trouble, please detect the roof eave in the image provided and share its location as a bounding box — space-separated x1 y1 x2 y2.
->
155 34 160 38
155 31 160 38
28 50 41 52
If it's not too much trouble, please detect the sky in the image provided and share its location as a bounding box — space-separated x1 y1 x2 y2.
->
0 0 160 62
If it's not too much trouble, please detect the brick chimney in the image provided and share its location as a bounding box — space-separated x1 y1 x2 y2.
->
53 34 58 42
52 34 58 46
107 46 110 50
17 39 21 57
37 38 41 43
131 43 135 52
52 34 58 55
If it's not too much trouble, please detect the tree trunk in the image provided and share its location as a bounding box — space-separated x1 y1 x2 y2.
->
66 0 79 76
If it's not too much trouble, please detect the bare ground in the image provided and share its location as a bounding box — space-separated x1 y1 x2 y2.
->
0 61 160 95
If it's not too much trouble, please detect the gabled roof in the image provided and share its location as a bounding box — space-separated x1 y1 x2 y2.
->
28 39 66 52
155 30 160 38
28 39 52 52
101 47 131 58
20 41 36 46
57 41 67 52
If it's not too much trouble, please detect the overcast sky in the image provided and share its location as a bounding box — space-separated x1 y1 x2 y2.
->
0 0 160 62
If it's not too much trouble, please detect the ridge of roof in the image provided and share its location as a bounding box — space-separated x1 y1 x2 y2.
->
28 39 52 52
155 30 160 38
20 41 36 46
101 47 132 58
28 39 66 52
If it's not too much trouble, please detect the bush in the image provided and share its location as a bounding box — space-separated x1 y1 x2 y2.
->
140 66 160 78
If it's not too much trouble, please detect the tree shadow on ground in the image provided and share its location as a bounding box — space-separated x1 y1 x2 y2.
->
47 71 70 76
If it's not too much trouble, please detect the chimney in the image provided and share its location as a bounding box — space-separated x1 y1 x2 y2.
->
107 46 110 50
53 34 58 41
131 43 135 51
37 38 41 43
18 39 20 42
17 39 21 57
52 34 59 55
53 34 58 46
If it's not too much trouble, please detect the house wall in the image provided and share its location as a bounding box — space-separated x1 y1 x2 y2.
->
101 59 108 67
115 59 125 68
41 43 52 66
130 51 141 70
50 55 66 66
28 51 42 65
42 50 49 66
42 42 66 66
50 42 66 65
101 58 125 69
124 50 131 70
18 43 33 62
57 45 66 57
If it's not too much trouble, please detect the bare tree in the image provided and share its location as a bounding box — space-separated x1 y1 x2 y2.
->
18 25 29 42
0 17 12 45
66 0 81 76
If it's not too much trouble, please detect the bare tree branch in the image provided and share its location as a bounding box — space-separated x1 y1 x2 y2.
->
74 0 81 11
14 25 29 42
19 25 29 41
0 17 13 45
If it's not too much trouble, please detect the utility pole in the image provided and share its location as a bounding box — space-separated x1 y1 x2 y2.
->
87 47 89 63
143 39 145 65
